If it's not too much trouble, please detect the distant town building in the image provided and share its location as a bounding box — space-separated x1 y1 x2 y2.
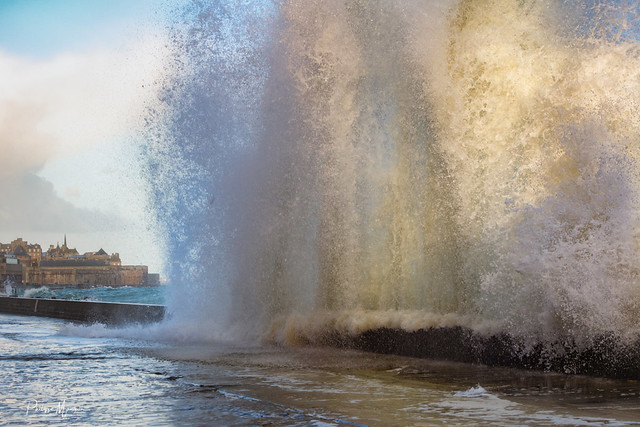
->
43 237 122 268
0 236 159 287
0 238 42 266
45 234 79 260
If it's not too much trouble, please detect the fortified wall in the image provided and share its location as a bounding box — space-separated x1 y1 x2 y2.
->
26 265 149 287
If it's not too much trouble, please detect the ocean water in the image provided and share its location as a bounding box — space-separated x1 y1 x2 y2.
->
2 312 640 426
15 285 166 305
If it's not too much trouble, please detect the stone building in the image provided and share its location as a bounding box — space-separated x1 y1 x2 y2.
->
0 236 157 287
45 234 78 261
0 238 42 266
0 253 23 285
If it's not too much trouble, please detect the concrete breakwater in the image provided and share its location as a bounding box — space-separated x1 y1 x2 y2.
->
0 296 165 325
323 327 640 380
4 294 637 379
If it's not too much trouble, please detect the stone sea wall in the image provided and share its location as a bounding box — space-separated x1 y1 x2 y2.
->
0 296 165 325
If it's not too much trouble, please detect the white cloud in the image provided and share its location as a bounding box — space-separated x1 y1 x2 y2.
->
1 34 169 156
0 32 172 273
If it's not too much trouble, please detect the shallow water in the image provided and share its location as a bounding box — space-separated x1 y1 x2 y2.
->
3 313 640 425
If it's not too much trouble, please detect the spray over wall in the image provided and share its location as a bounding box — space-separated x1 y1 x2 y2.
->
146 0 640 349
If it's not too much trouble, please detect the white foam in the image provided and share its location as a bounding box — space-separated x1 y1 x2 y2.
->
454 385 490 398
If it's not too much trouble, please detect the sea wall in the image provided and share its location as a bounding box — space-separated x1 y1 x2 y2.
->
4 295 639 379
0 297 165 325
332 327 640 380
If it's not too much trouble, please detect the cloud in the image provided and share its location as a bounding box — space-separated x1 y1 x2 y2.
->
0 99 52 177
0 173 121 233
0 34 169 155
0 34 171 236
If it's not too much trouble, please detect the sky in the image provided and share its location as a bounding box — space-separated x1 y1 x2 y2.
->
0 0 181 274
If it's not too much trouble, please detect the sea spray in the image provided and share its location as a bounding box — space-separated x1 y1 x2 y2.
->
430 0 640 345
145 0 640 354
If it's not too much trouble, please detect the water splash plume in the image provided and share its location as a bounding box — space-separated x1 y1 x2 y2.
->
144 0 640 352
